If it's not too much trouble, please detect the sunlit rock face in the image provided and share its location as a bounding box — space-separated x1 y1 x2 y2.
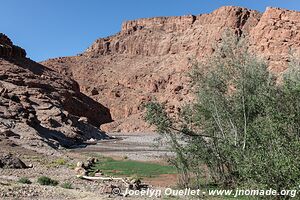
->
43 6 300 133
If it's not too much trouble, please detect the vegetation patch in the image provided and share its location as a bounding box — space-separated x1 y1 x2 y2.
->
89 157 177 178
37 176 59 186
53 158 67 166
61 182 73 189
18 177 32 184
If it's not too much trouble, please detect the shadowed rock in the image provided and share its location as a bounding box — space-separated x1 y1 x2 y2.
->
0 33 112 149
0 153 27 169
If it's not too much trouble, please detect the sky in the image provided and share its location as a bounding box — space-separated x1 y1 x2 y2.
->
1 0 300 61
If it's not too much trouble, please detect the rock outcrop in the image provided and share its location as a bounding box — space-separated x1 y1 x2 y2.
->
0 33 26 58
42 6 300 132
85 7 261 57
0 34 112 150
249 7 300 72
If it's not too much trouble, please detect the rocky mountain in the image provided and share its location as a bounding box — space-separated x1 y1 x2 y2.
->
42 6 300 132
0 33 112 152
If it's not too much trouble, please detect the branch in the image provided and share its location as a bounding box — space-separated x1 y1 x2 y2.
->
212 98 225 139
168 126 222 139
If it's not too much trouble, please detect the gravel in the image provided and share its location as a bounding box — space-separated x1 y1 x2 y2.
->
71 132 175 161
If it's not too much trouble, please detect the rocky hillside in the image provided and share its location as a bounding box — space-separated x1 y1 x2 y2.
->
42 6 300 132
0 33 112 152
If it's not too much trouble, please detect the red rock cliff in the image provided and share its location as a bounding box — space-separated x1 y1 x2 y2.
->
42 6 300 133
85 7 261 57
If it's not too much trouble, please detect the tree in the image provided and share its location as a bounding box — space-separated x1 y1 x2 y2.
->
145 32 300 198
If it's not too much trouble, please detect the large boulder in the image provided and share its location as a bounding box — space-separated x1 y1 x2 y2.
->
0 153 27 169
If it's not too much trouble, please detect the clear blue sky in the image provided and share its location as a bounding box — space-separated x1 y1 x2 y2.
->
1 0 300 61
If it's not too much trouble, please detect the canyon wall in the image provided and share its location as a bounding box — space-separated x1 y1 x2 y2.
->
43 6 300 132
0 33 112 150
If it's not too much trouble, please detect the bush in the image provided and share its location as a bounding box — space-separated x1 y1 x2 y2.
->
145 32 300 196
18 177 32 184
37 176 59 186
61 182 73 189
54 158 67 166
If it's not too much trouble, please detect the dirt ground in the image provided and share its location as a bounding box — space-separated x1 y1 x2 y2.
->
0 133 185 200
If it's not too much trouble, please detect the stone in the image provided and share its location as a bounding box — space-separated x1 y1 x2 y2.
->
27 164 33 168
84 157 98 169
90 87 99 95
74 161 87 176
0 153 27 169
78 117 88 123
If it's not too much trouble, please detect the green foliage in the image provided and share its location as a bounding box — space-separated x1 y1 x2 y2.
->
145 102 191 186
89 157 177 178
53 158 67 166
18 177 32 184
37 176 59 186
145 102 172 134
145 32 300 198
45 158 68 169
61 182 73 189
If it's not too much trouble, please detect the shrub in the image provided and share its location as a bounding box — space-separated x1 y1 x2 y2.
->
145 32 300 196
61 182 73 189
37 176 59 186
53 158 67 166
18 177 32 184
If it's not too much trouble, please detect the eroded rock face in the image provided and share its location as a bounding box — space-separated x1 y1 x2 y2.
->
42 6 300 133
85 7 261 57
249 7 300 72
0 34 112 149
0 33 26 58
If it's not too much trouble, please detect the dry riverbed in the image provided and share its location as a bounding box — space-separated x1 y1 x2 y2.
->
71 132 174 162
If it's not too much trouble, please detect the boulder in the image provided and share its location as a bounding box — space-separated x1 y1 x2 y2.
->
0 153 27 169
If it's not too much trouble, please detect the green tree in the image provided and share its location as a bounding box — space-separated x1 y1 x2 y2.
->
145 32 300 198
